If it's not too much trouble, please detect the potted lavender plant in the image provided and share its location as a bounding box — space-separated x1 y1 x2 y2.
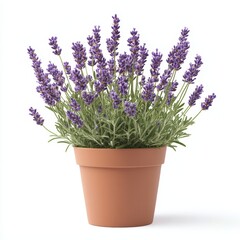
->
28 14 216 227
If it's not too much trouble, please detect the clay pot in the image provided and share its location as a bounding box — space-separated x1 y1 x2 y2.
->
74 147 166 227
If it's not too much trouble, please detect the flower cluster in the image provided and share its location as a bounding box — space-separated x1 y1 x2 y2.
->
27 47 61 106
188 85 204 106
183 55 203 83
201 94 216 110
72 42 87 70
28 15 216 149
167 28 190 70
110 90 121 109
70 98 81 111
66 111 83 128
124 101 137 117
29 107 44 125
106 14 120 56
49 37 62 55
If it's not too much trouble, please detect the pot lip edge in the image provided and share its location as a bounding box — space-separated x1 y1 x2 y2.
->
73 146 167 151
74 147 166 168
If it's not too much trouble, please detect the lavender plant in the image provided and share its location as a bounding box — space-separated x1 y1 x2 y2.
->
28 14 216 150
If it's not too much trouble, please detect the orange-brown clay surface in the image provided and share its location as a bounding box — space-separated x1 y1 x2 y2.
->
74 147 166 227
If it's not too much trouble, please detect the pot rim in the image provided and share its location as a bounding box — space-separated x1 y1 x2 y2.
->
74 146 166 168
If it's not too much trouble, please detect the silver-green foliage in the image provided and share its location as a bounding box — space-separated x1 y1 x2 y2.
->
44 65 196 150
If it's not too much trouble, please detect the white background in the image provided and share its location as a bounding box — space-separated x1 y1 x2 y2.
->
0 0 240 239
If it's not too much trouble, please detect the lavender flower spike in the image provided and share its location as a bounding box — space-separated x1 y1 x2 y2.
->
183 55 203 84
110 90 121 109
135 44 148 76
150 49 163 82
70 98 81 111
157 69 172 91
93 26 101 44
142 81 156 102
66 111 83 128
127 28 140 61
63 62 71 75
106 14 120 56
81 91 96 105
167 28 190 70
201 93 216 110
29 107 44 125
188 85 204 106
47 62 65 89
49 37 62 55
118 52 133 74
70 69 88 92
118 75 128 95
124 101 137 117
27 47 50 86
72 42 87 70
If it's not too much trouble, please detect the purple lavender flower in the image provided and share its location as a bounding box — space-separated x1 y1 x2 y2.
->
124 101 137 117
49 37 62 55
118 75 128 95
93 26 101 44
27 47 50 86
135 44 148 76
142 80 156 102
96 68 112 90
87 35 97 66
36 83 61 106
157 69 172 91
140 75 146 86
167 92 174 105
179 28 189 41
150 49 163 82
70 98 81 111
66 111 83 128
63 62 72 75
170 81 178 92
72 42 87 70
127 28 140 61
188 85 204 106
166 81 178 105
107 58 115 76
87 26 107 69
106 14 120 56
47 62 65 90
94 80 103 93
183 55 203 84
110 90 121 109
167 28 190 70
201 93 216 110
28 48 61 106
118 52 133 74
81 91 96 105
70 69 88 92
29 107 44 125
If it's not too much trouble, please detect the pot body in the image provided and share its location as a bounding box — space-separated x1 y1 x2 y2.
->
74 147 166 227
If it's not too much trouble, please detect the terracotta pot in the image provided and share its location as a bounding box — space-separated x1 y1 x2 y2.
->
74 147 166 227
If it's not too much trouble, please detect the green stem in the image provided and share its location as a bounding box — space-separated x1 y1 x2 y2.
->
130 75 134 100
182 105 190 115
113 53 117 80
134 75 139 101
59 55 73 91
178 83 190 104
43 125 58 136
158 69 177 108
170 69 177 83
192 109 203 121
176 82 186 100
